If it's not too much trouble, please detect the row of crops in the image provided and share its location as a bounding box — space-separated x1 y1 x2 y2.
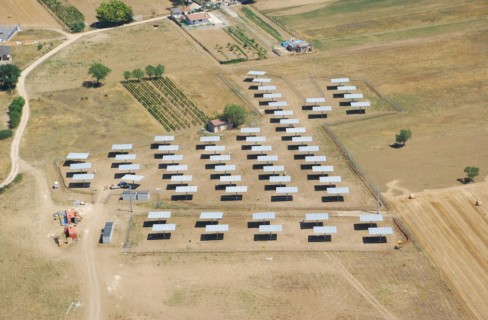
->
241 7 283 42
122 78 209 132
38 0 85 32
225 26 268 60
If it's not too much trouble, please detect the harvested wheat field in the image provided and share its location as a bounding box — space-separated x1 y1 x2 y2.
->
0 0 61 28
387 181 488 319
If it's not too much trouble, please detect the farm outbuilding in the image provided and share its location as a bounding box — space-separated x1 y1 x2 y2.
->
0 46 12 65
0 25 20 43
281 39 313 54
185 12 210 25
170 8 182 20
102 222 114 244
121 190 150 201
208 119 232 133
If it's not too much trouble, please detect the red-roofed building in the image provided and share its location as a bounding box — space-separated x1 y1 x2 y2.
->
207 119 232 133
185 12 211 25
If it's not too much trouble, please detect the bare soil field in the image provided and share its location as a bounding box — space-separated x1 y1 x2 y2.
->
68 0 173 26
258 0 488 50
387 180 488 319
0 0 61 28
0 174 80 319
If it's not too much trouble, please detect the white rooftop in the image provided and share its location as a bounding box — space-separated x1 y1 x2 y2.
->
274 110 293 116
268 101 288 107
360 214 384 222
121 174 144 182
72 174 95 181
331 78 350 83
118 164 140 171
171 175 193 182
319 176 341 183
115 154 136 161
205 145 225 152
312 106 332 112
286 127 306 134
247 70 266 76
351 101 371 107
344 93 363 99
327 187 350 195
209 155 231 161
69 162 92 170
312 165 334 172
200 136 221 142
276 186 298 194
292 136 313 143
313 226 337 234
259 225 282 233
269 175 291 183
263 165 284 172
200 212 223 219
305 213 329 221
154 135 175 142
162 155 183 161
368 227 393 235
263 93 282 99
306 97 326 103
279 118 299 125
175 186 197 193
252 78 271 83
251 145 272 152
306 156 327 163
337 86 357 91
166 165 188 171
257 85 276 91
148 211 171 219
241 127 260 134
214 165 236 172
206 224 229 232
252 212 276 220
158 145 179 151
220 175 241 182
225 186 248 193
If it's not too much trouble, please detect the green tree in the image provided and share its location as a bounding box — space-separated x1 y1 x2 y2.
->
96 0 133 26
464 166 480 183
123 70 131 81
221 104 247 128
0 64 21 91
71 21 85 33
145 65 155 79
88 62 111 85
395 129 412 146
132 68 144 81
154 64 165 78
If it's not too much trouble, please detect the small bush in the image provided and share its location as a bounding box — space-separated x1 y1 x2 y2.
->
0 129 13 140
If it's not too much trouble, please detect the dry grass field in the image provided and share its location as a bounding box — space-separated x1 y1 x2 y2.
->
387 180 488 319
0 0 61 28
68 0 174 26
10 30 65 69
0 92 15 181
1 1 487 319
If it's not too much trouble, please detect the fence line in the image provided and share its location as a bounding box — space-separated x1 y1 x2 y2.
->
250 4 305 41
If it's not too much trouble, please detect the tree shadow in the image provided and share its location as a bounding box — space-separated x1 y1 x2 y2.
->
389 143 404 149
82 81 102 88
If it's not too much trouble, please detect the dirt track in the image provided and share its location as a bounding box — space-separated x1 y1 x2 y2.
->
387 181 488 319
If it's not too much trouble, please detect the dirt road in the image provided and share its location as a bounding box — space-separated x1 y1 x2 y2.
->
0 16 168 320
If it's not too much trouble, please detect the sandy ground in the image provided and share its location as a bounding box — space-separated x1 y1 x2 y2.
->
387 180 488 319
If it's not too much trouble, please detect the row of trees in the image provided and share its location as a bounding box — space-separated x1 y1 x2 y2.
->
1 97 25 140
123 64 165 81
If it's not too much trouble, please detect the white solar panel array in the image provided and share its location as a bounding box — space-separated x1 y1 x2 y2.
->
312 165 334 172
276 187 298 194
252 78 271 83
360 214 384 222
327 187 350 195
331 78 350 84
274 110 293 116
171 175 193 182
158 145 179 151
166 165 188 172
247 70 266 76
206 224 229 233
152 224 176 232
252 212 275 220
72 174 95 181
246 136 266 143
204 145 225 152
241 127 260 134
286 127 306 134
200 212 223 220
292 136 313 143
148 211 171 219
66 152 90 160
112 144 133 151
263 93 282 99
257 85 276 91
263 165 284 172
214 165 236 172
115 154 136 161
269 175 291 183
312 106 332 112
314 226 337 234
306 97 326 104
70 162 92 170
319 176 341 183
162 155 183 161
251 145 272 152
154 135 175 142
257 155 278 162
268 101 288 107
337 86 357 91
200 136 221 142
259 225 282 233
305 213 329 221
121 174 144 182
344 93 363 99
306 156 327 163
220 175 241 182
209 155 231 162
279 118 299 125
368 227 393 235
298 146 319 153
225 186 248 193
175 186 197 193
118 164 140 171
351 101 371 107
